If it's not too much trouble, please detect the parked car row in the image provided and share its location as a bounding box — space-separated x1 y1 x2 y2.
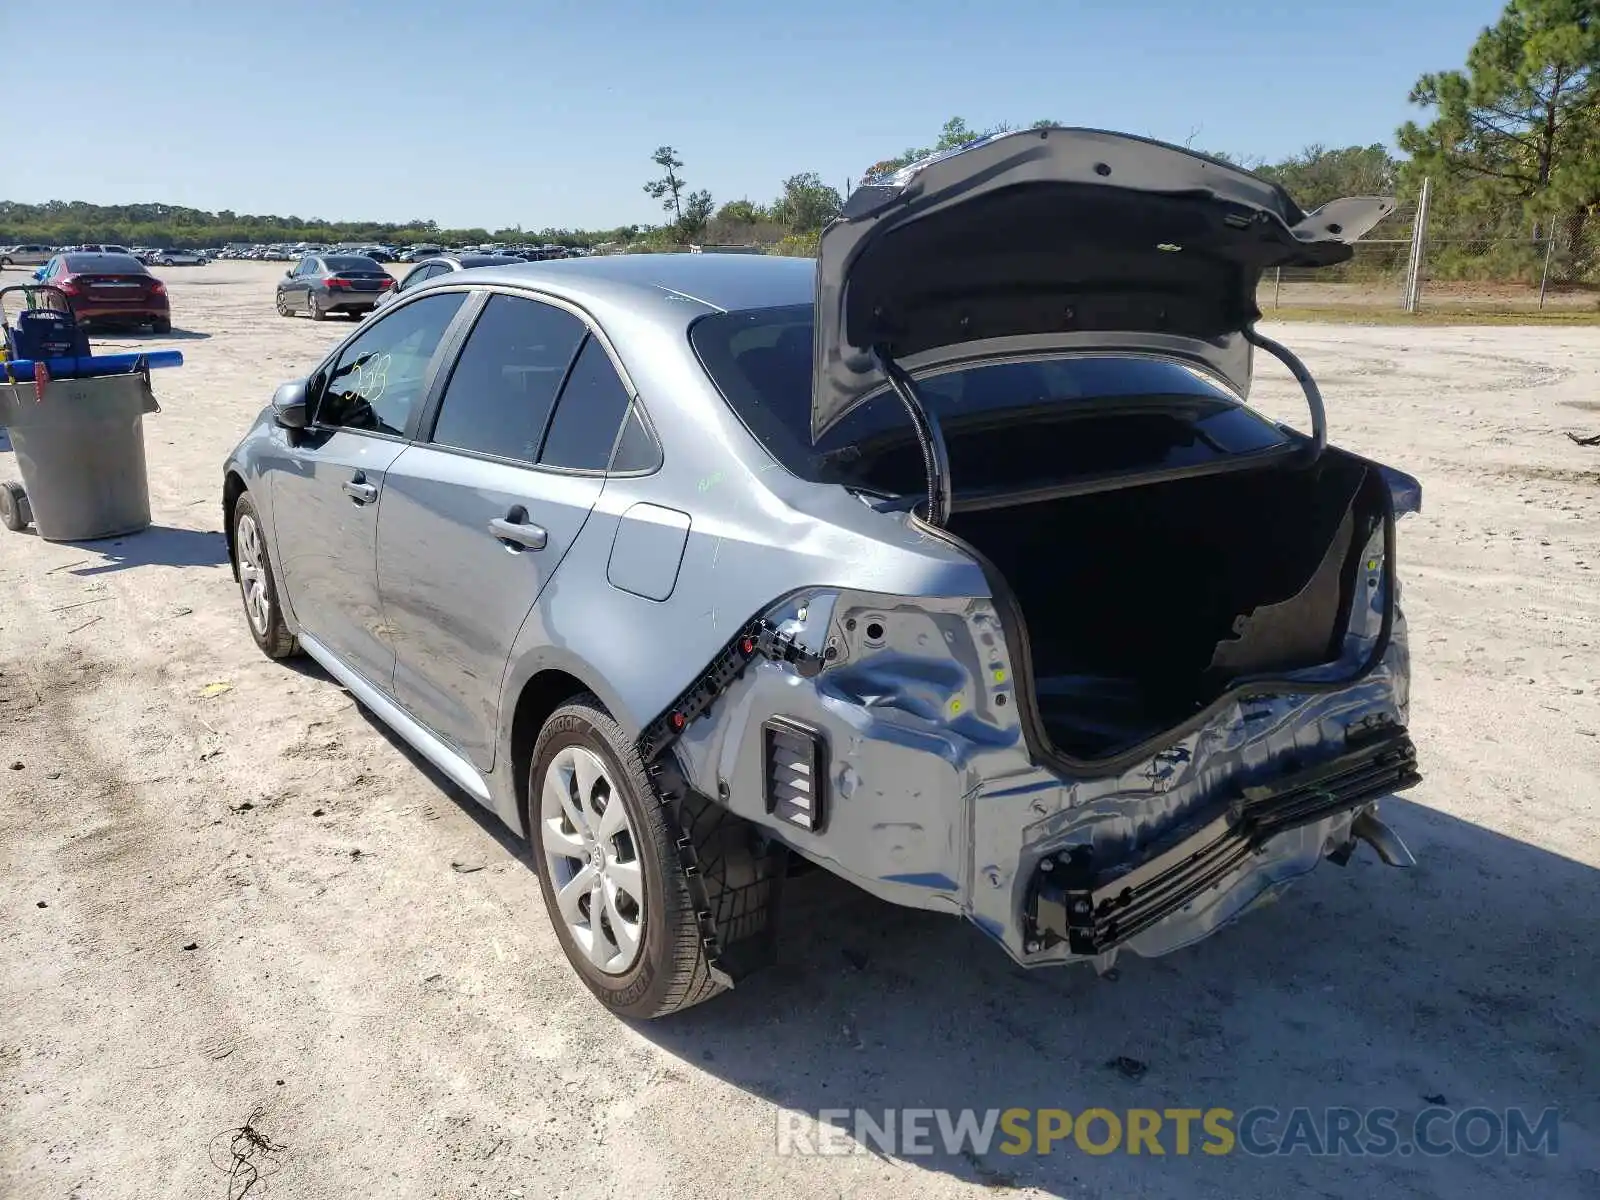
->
3 243 216 269
5 241 595 271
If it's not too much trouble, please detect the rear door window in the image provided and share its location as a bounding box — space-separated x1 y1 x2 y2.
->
317 292 467 436
539 335 648 472
428 294 587 463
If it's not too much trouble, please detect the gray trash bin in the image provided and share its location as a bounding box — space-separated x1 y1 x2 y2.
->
0 369 160 542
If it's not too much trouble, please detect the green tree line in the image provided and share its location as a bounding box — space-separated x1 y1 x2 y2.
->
0 200 646 253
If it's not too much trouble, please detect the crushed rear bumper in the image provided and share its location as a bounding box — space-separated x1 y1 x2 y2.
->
1028 726 1421 955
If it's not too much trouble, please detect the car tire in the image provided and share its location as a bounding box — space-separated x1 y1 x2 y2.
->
152 317 172 334
0 481 30 532
274 292 291 317
232 492 298 659
529 696 732 1018
308 293 326 321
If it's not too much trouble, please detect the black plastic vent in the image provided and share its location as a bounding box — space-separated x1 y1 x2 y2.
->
762 717 828 833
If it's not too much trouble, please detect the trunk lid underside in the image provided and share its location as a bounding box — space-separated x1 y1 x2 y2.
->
812 126 1394 441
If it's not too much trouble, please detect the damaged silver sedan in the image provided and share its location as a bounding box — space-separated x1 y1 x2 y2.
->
223 127 1422 1017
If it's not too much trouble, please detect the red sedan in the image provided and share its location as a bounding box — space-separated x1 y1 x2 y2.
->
35 252 171 333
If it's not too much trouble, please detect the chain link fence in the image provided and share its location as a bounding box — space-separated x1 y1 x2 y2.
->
1258 187 1597 314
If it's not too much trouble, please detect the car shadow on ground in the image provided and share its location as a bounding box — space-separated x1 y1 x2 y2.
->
626 799 1598 1196
355 700 536 865
285 654 535 867
61 525 229 574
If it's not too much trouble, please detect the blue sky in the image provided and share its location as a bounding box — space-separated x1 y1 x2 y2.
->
10 0 1504 230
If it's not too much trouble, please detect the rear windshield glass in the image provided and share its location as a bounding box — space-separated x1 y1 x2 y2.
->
689 304 1288 486
323 255 383 272
63 254 146 274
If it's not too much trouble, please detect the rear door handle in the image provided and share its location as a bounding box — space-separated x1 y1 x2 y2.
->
489 507 547 550
343 476 378 504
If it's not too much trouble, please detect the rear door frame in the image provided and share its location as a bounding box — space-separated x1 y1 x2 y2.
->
374 281 661 770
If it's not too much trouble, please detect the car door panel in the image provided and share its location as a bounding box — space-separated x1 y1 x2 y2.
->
267 290 471 690
271 434 407 687
373 292 593 768
378 450 604 768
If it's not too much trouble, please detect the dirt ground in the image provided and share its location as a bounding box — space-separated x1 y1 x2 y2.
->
2 260 1598 1199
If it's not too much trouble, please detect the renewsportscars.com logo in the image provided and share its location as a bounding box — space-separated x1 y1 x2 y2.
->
776 1106 1561 1159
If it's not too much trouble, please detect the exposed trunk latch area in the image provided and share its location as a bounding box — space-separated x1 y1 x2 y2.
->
1028 727 1421 955
638 618 825 763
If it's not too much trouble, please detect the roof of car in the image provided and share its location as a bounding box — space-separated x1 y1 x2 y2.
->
442 253 524 268
62 252 146 272
430 252 816 321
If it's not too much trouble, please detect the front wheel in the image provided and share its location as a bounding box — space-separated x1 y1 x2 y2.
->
529 697 729 1018
275 292 291 317
233 492 298 659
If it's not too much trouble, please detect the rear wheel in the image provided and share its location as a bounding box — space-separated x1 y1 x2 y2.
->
233 493 298 659
152 317 172 334
308 292 325 321
529 697 729 1018
0 481 30 532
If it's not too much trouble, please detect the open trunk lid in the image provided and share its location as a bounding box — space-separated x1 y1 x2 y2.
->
811 126 1394 441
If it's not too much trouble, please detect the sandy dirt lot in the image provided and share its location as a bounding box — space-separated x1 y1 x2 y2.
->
2 260 1598 1199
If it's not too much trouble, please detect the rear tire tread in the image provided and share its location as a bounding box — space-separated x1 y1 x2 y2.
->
530 696 731 1018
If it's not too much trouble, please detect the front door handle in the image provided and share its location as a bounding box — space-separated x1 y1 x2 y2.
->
343 475 378 504
489 507 547 550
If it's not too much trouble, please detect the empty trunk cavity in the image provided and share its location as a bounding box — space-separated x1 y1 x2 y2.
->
946 452 1385 760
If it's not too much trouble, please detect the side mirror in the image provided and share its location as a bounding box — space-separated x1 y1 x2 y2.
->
284 269 294 278
271 379 309 429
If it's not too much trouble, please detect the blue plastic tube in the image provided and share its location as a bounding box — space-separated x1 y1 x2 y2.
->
1 350 184 379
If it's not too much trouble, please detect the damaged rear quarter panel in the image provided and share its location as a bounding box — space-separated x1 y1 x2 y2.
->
668 518 1407 962
671 590 1040 912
